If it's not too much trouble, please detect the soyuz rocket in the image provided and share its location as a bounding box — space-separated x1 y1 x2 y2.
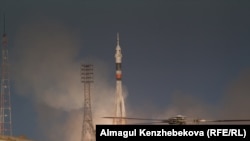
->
113 33 126 125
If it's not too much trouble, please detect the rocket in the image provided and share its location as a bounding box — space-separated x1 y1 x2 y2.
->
113 32 126 125
115 33 122 80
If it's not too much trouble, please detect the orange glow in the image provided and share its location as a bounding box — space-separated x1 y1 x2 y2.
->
116 73 122 79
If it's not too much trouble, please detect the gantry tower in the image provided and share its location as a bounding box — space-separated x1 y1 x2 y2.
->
81 64 95 141
113 33 126 125
0 13 12 136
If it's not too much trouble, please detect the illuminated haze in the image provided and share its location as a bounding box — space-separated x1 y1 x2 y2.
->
11 17 123 141
8 4 250 141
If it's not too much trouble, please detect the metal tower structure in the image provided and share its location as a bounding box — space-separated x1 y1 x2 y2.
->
0 13 12 136
81 64 95 141
113 33 126 125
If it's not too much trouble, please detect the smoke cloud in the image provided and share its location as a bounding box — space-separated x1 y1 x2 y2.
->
220 69 250 119
10 15 250 141
12 17 117 141
158 68 250 124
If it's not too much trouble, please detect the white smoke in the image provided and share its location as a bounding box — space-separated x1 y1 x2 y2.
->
12 17 116 141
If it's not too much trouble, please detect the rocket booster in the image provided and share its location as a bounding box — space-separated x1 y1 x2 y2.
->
115 33 122 80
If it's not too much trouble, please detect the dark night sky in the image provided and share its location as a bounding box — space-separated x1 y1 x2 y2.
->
0 0 250 141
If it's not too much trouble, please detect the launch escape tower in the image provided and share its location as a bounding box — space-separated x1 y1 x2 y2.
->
113 33 126 125
81 64 95 141
0 13 12 136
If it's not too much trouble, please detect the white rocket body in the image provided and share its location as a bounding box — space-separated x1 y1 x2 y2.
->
113 33 126 125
